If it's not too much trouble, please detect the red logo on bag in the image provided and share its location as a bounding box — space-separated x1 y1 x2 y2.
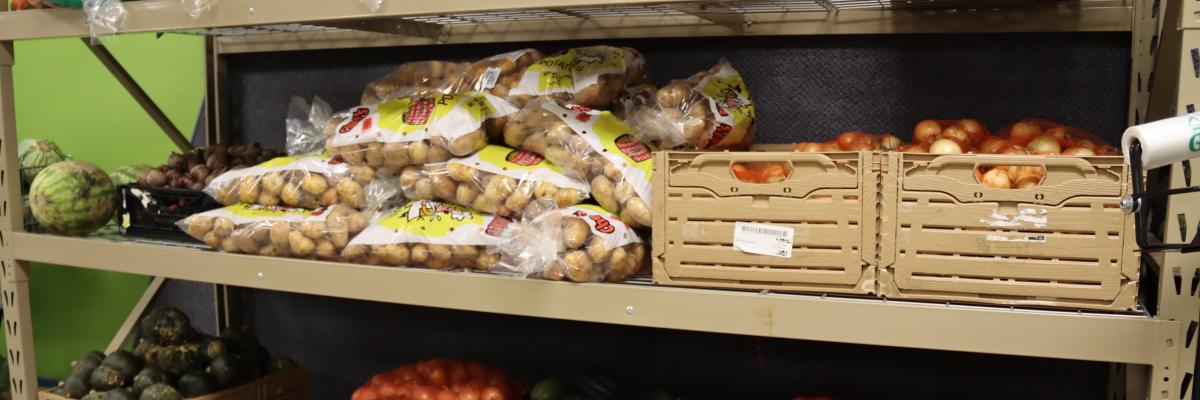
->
573 210 615 234
484 217 511 237
338 107 371 134
568 105 593 123
615 134 651 162
707 123 732 148
505 150 545 166
403 98 436 125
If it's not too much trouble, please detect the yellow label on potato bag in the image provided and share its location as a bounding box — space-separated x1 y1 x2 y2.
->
513 47 625 95
380 200 485 237
225 204 318 218
698 62 756 149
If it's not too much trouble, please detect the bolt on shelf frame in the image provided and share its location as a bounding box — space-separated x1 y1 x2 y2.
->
0 1 1196 399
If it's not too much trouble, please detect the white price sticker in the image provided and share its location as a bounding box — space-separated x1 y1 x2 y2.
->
732 222 794 258
477 67 502 91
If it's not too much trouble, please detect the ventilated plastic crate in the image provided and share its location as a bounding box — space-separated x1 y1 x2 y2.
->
651 149 884 295
877 153 1139 311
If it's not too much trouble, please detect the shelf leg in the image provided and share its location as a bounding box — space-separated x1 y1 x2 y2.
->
105 277 166 354
81 38 193 152
0 39 37 400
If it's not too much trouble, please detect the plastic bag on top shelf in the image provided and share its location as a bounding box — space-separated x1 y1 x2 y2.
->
456 49 544 99
286 96 334 157
361 61 469 105
83 0 127 43
507 46 647 109
502 97 655 228
342 200 507 270
492 204 646 282
180 0 216 19
178 204 369 260
325 92 518 173
627 59 755 150
397 144 589 219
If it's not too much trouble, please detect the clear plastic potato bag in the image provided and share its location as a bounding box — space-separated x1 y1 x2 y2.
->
457 49 545 99
361 61 469 105
628 59 756 150
397 145 590 219
502 97 655 228
342 200 507 270
493 204 646 282
205 155 377 210
326 92 518 173
507 46 647 108
178 204 369 261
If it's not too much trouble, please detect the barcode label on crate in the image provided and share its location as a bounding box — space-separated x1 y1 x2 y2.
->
477 67 502 90
985 233 1047 243
733 222 794 258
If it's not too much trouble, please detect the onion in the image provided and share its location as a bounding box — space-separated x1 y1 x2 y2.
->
979 137 1008 154
929 138 964 154
793 142 822 152
1062 146 1096 156
819 142 841 152
849 135 879 151
1013 167 1043 189
939 125 970 144
999 145 1029 155
1027 135 1062 155
1072 139 1096 150
1096 145 1120 155
897 144 926 153
879 134 901 151
1008 120 1042 146
981 168 1013 189
836 131 863 151
913 120 942 144
1044 125 1076 147
957 119 987 145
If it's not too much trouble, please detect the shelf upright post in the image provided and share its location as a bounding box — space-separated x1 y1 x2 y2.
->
0 36 38 400
1136 0 1200 397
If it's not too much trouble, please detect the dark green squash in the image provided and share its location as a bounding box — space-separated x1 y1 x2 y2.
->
207 354 246 389
139 308 195 345
61 373 91 398
102 350 144 381
177 371 218 397
138 383 184 400
88 364 125 391
131 366 174 395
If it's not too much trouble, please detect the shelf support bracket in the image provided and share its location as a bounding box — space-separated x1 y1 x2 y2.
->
668 4 748 34
81 38 194 152
105 277 166 354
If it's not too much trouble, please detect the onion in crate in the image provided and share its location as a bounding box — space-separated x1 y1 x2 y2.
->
980 168 1013 189
1027 135 1062 155
929 138 964 154
1008 120 1042 146
913 120 942 144
1062 146 1096 156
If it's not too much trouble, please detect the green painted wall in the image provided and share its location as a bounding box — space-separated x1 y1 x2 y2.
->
5 33 205 379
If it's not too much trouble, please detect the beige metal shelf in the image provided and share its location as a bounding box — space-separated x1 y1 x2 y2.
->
9 231 1176 366
0 0 1133 41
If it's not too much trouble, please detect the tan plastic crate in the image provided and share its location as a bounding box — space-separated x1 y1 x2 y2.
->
651 149 883 295
41 366 308 400
878 153 1139 311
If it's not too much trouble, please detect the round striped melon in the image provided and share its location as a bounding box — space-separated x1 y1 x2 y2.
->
110 164 151 187
29 161 117 236
18 139 68 186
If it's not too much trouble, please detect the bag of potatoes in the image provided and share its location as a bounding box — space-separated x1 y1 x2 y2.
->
342 200 507 270
178 204 369 260
361 60 469 105
456 49 544 99
492 204 646 282
502 97 655 228
507 46 647 108
629 59 756 150
206 155 377 210
326 92 518 173
397 145 589 219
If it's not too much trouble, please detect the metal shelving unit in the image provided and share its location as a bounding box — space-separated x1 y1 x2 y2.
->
0 1 1196 399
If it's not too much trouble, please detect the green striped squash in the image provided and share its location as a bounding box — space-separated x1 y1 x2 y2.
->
110 164 151 187
29 161 117 236
18 139 68 186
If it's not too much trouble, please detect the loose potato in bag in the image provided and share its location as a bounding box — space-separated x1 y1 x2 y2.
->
342 200 508 270
503 98 655 228
629 59 756 150
178 204 369 261
327 92 519 173
492 204 646 283
398 145 590 219
507 46 647 108
205 155 377 210
361 60 469 105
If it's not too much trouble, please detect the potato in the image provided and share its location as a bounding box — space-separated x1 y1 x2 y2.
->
408 141 429 165
237 179 260 204
455 184 480 207
315 239 337 259
343 244 367 260
382 244 410 265
299 221 325 240
431 174 458 200
349 165 375 185
261 173 285 194
336 179 365 209
232 229 260 253
451 245 479 269
364 142 384 168
258 245 278 257
590 176 620 214
476 252 501 271
381 142 409 170
448 130 487 156
221 237 239 253
555 189 586 208
287 231 316 256
410 244 430 265
562 218 589 250
586 236 611 264
622 197 652 227
656 82 692 108
544 263 565 281
300 174 328 195
269 223 291 250
280 183 303 205
257 192 281 207
203 232 221 249
561 251 596 282
213 217 235 237
187 216 214 238
413 178 435 200
428 143 451 163
319 188 339 207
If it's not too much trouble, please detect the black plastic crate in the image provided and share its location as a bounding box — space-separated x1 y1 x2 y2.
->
117 185 220 242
